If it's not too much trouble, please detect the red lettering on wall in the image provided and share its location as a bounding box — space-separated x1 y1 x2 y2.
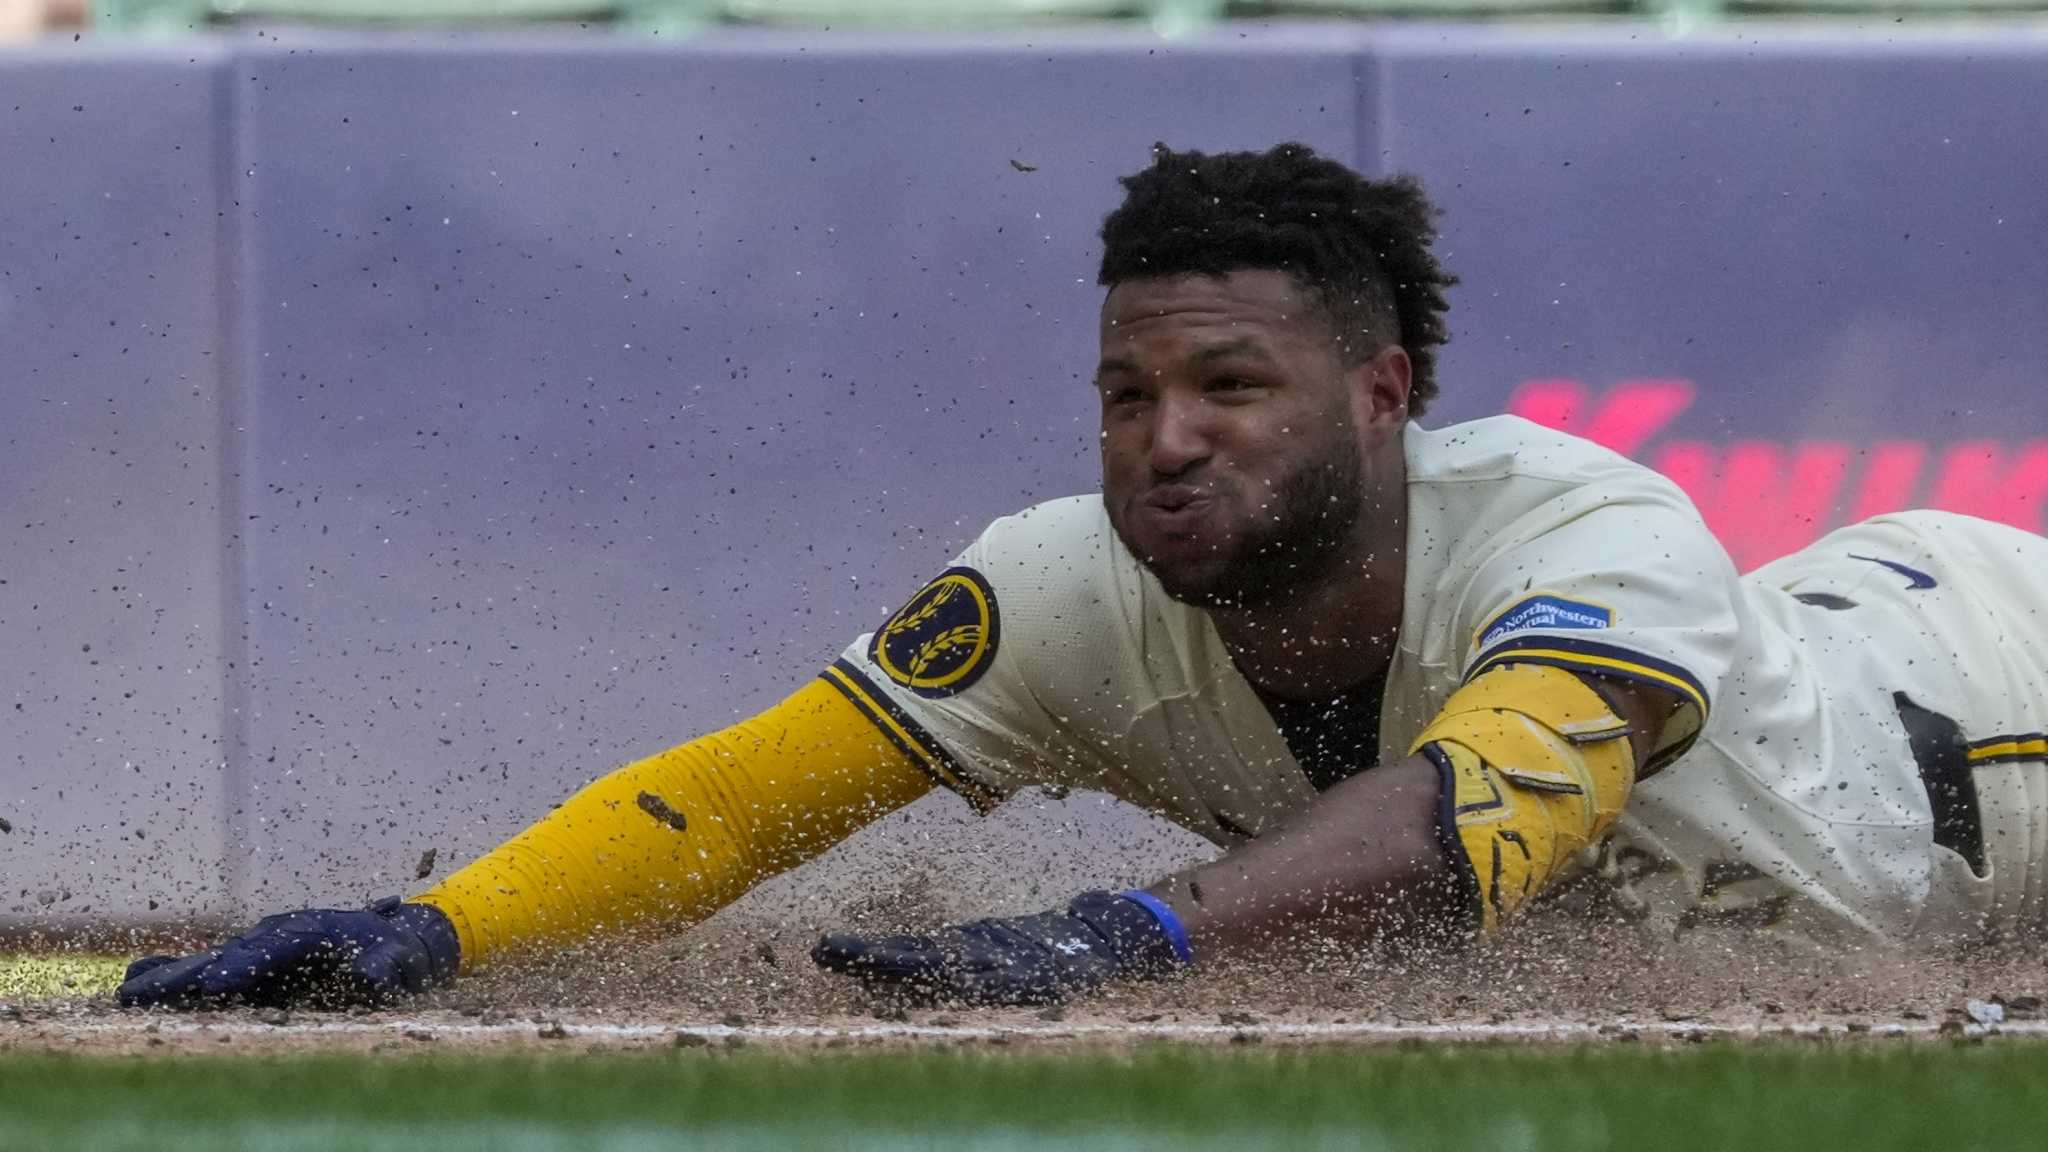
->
1505 379 1694 456
1926 441 2048 529
1509 379 2048 571
1650 441 1852 571
1504 379 1583 432
1844 441 1926 524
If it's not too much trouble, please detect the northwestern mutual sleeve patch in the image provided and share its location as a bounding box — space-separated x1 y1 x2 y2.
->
1475 593 1613 651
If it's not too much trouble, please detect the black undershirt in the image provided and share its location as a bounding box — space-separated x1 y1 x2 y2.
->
1252 663 1391 792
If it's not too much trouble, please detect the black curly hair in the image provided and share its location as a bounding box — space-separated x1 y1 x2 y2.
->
1098 142 1457 418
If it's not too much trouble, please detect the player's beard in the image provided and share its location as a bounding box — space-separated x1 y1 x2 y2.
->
1121 429 1365 612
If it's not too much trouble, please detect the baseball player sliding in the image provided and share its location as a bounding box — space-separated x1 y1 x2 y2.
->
119 143 2048 1010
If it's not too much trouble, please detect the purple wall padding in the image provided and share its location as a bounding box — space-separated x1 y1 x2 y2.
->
222 29 1363 911
0 44 235 924
1371 30 2048 569
2 26 2044 924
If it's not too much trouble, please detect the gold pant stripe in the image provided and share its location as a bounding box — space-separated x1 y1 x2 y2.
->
1968 736 2048 764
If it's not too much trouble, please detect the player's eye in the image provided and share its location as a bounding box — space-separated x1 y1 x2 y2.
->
1102 385 1147 406
1206 375 1259 394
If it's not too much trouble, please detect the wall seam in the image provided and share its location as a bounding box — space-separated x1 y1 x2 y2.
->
209 46 254 924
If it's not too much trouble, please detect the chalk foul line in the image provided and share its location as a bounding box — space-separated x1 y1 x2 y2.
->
24 1015 2044 1043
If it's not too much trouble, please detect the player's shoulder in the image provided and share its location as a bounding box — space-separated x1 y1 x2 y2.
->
1408 414 1666 491
963 494 1124 580
1407 415 1698 522
1403 415 1719 589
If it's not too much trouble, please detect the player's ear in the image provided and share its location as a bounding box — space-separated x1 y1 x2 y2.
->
1353 344 1411 430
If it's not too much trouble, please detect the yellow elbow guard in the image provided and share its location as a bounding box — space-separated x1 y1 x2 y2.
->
412 678 934 971
1409 663 1636 933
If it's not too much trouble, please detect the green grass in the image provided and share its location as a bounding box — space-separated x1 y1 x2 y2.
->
3 1043 2048 1150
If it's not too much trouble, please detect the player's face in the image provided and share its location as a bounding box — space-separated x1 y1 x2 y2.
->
1096 271 1400 609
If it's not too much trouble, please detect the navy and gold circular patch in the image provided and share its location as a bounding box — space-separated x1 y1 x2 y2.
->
871 566 1000 699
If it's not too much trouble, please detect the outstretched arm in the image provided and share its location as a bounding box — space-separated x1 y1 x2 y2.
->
1143 753 1457 954
813 666 1679 1004
1146 670 1675 957
415 678 934 972
119 676 934 1008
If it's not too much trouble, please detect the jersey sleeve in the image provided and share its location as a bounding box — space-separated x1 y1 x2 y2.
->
821 498 1109 812
1453 482 1741 775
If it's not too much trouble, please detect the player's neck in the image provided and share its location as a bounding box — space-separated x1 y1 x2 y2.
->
1211 501 1407 702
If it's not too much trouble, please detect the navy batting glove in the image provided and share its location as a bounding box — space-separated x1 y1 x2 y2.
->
117 896 459 1010
811 890 1192 1006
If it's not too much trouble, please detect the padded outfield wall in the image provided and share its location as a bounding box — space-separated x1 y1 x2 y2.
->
2 25 2045 926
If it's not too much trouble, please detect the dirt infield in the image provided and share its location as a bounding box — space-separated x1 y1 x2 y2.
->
7 791 2048 1057
11 910 2048 1057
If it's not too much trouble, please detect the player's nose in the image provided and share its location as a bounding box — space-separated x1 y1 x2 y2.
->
1144 391 1213 477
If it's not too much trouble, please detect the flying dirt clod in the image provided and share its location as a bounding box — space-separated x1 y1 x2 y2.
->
636 792 688 833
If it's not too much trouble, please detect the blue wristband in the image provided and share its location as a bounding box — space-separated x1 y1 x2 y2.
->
1120 890 1194 968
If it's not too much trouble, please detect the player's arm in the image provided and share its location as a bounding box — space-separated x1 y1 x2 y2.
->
118 675 935 1009
812 665 1678 1004
121 506 1053 1012
1149 668 1680 953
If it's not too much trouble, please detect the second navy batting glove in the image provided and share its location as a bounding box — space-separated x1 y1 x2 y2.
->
811 889 1192 1005
117 896 459 1010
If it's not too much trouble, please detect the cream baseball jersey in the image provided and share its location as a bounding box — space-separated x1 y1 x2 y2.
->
1625 508 2048 940
823 415 2048 939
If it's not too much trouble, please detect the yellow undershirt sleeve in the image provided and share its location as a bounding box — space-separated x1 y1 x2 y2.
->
411 677 935 972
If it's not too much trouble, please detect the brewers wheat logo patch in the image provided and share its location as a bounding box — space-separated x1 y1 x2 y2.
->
871 566 1000 698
